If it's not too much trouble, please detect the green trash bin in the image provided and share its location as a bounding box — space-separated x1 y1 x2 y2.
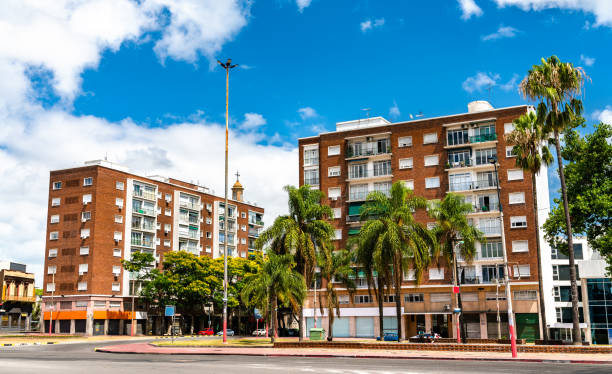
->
309 328 325 341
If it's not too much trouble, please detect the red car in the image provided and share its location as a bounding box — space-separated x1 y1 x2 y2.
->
197 328 214 336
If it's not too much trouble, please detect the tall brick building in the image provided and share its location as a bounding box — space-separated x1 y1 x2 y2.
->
41 160 264 335
298 101 552 340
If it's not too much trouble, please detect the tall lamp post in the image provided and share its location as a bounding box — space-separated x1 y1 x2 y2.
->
489 156 517 358
453 241 463 344
49 271 54 335
218 58 238 344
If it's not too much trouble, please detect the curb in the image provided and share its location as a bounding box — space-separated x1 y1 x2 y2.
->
93 347 612 365
1 342 56 347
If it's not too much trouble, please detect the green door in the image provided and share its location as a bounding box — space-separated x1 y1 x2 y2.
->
515 313 540 342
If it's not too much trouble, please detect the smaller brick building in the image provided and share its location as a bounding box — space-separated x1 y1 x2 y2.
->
41 160 264 335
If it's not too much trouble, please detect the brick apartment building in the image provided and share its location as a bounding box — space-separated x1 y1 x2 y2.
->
298 101 552 341
41 160 264 335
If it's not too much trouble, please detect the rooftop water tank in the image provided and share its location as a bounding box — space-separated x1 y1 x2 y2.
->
467 100 494 113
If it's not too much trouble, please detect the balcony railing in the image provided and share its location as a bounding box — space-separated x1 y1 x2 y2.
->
449 179 497 192
131 222 156 231
346 142 391 158
472 203 500 213
446 159 473 169
469 133 497 143
133 190 156 201
2 295 36 302
131 239 154 248
180 201 200 210
478 225 502 236
249 219 264 226
248 229 260 238
133 207 155 216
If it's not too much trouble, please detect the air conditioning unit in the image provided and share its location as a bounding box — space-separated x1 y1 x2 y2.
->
82 217 87 223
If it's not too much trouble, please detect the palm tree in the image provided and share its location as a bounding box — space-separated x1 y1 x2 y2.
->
358 182 437 342
520 55 588 344
255 185 335 341
242 252 306 343
505 112 554 342
317 248 356 341
429 193 485 341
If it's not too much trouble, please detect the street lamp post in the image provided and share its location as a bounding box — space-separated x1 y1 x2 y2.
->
453 241 463 344
489 156 518 358
218 58 238 344
49 272 54 335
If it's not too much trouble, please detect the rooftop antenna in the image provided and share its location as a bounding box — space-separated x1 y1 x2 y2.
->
409 111 424 120
361 108 371 119
104 152 108 161
487 84 493 103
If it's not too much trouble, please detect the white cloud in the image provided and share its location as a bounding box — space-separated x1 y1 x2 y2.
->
494 0 612 28
458 0 484 20
296 0 312 13
500 73 520 91
482 25 520 41
580 54 596 66
240 112 267 130
593 106 612 124
389 101 400 119
462 72 500 93
298 106 318 120
360 18 385 33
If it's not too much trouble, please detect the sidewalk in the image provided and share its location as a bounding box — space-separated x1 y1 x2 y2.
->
95 342 612 364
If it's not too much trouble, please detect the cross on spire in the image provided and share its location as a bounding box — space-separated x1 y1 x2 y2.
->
235 170 240 181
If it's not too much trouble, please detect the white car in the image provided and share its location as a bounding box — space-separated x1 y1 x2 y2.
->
216 329 234 336
252 329 266 336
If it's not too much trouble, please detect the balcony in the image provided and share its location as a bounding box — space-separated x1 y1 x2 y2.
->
445 133 498 149
449 179 497 192
131 239 154 248
470 133 497 143
478 225 502 236
133 189 156 201
133 207 155 216
2 295 36 303
445 159 473 169
249 218 264 226
346 141 391 159
248 228 260 238
131 221 156 232
471 203 500 213
180 201 200 211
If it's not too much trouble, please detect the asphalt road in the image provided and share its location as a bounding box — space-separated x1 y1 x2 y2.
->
0 339 610 374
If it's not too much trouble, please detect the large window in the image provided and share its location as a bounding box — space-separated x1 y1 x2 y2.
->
304 148 319 166
475 148 496 165
304 169 319 185
373 160 391 176
476 171 497 188
553 265 580 281
425 177 440 189
373 182 391 197
349 163 367 179
447 129 468 146
449 173 471 191
447 150 470 167
482 265 504 283
481 241 502 258
349 184 368 201
551 243 584 260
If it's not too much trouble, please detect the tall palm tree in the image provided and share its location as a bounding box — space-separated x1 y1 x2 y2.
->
520 55 588 344
429 193 485 341
505 112 554 342
255 185 335 341
317 248 356 341
358 182 437 342
242 252 306 343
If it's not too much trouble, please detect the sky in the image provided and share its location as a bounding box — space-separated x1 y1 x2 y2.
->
1 0 611 286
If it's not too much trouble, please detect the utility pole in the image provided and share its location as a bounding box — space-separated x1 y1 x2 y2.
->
490 156 517 358
453 242 462 344
218 58 238 344
49 271 54 335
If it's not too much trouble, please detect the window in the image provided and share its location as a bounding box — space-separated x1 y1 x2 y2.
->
111 283 120 292
328 145 340 156
553 265 580 281
513 264 530 278
47 265 56 275
398 136 412 147
512 240 529 253
430 293 451 303
49 231 59 240
79 264 88 275
429 268 444 280
504 123 515 134
83 194 92 204
80 246 89 255
506 146 516 158
328 166 341 177
403 269 416 281
83 177 93 186
404 293 424 303
80 228 90 239
425 177 440 189
354 295 373 304
399 158 413 169
447 129 468 146
164 239 171 247
334 229 342 240
338 295 349 304
164 224 171 233
51 197 61 207
475 148 496 165
481 241 503 258
332 208 341 219
486 292 506 301
510 216 527 228
114 197 123 208
76 301 88 308
482 265 504 283
206 217 212 225
424 155 439 166
114 215 123 224
373 160 391 176
403 180 414 190
304 169 319 185
423 132 438 144
554 286 582 302
112 265 121 275
48 248 58 257
205 246 211 253
46 283 55 292
509 192 525 204
373 182 391 197
303 147 319 166
116 181 124 190
507 169 524 181
383 295 396 303
514 290 537 300
82 211 91 222
165 208 171 216
447 150 471 167
328 187 341 199
241 212 246 219
52 181 62 190
206 232 212 239
114 231 122 241
113 248 121 257
50 215 60 224
241 224 246 231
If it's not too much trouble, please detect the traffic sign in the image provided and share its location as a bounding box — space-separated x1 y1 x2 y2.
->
165 305 175 317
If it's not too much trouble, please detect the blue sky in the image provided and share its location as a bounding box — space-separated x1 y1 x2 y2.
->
1 0 611 283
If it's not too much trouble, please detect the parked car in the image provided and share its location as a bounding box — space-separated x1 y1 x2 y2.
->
216 329 234 336
197 328 214 336
410 332 441 341
252 329 266 336
383 332 399 341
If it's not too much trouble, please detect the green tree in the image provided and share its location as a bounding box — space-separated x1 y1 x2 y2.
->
429 193 485 341
255 185 334 341
544 122 612 273
358 181 437 341
505 112 554 342
121 251 156 295
520 55 588 344
317 248 356 341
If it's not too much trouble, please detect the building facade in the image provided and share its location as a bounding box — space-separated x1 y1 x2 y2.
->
41 160 264 335
0 261 36 332
298 102 552 341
